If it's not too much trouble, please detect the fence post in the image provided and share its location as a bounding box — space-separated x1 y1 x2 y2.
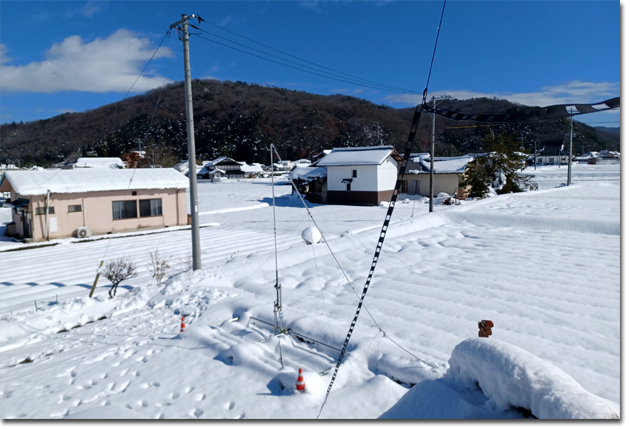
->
89 261 104 298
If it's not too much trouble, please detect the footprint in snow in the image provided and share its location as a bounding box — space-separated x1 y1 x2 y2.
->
184 386 194 393
192 408 204 418
195 393 206 401
225 402 235 410
170 392 180 399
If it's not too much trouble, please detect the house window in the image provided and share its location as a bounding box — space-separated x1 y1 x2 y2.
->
132 191 137 196
352 170 357 178
139 198 163 217
346 183 351 191
36 207 54 215
401 180 409 194
112 200 137 220
68 204 82 213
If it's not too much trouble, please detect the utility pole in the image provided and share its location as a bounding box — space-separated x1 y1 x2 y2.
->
567 112 574 185
171 14 201 270
534 139 537 171
429 96 449 213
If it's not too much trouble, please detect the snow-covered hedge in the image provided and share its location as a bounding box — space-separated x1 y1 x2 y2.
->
380 338 619 419
446 338 619 419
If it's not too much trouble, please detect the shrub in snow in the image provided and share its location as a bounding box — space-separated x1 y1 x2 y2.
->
178 252 192 272
148 249 171 286
103 258 138 298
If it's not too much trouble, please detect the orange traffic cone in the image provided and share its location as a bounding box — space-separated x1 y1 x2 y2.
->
180 316 186 333
296 368 305 392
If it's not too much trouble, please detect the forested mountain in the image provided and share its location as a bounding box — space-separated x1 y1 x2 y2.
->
0 79 619 167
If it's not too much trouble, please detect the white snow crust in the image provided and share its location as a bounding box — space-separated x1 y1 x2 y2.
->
2 169 189 196
0 164 620 419
316 145 394 166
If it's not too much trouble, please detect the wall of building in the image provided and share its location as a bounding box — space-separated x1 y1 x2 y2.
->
24 188 187 241
402 173 461 197
326 165 377 192
326 157 398 193
377 157 398 191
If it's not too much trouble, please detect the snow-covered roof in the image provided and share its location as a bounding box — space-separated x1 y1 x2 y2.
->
406 156 473 174
316 146 395 167
1 168 189 196
293 159 312 165
238 162 264 173
75 157 124 169
288 166 327 181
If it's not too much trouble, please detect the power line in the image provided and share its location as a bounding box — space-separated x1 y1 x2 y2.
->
190 33 420 95
123 30 171 100
198 20 422 94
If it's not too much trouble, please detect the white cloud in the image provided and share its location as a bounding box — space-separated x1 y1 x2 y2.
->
82 1 103 17
0 44 10 65
220 15 234 27
383 81 620 109
0 29 174 94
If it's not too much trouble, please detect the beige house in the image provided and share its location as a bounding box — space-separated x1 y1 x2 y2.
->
1 169 188 242
402 156 472 196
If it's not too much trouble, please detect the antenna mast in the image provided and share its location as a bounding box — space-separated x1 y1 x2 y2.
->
270 144 283 335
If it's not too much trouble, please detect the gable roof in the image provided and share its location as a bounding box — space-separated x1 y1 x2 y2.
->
0 169 189 196
316 145 401 167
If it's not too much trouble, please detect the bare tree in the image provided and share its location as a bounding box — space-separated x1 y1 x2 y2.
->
148 249 171 286
103 258 138 298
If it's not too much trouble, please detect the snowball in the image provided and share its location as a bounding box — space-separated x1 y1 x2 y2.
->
301 226 322 245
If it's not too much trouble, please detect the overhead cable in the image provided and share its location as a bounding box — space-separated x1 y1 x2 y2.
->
198 21 422 94
189 34 420 95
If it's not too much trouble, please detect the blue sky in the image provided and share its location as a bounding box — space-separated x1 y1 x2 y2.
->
0 1 621 128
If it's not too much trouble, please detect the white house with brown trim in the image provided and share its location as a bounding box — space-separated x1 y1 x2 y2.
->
314 146 402 205
0 169 188 242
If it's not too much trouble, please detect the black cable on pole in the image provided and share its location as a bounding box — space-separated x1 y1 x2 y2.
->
316 0 448 418
199 20 422 95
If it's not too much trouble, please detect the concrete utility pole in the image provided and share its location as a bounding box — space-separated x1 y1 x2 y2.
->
567 112 574 185
171 14 201 270
430 96 449 213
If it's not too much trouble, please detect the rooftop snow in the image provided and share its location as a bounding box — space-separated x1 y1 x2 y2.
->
75 157 124 168
239 162 264 173
1 168 189 196
288 166 327 181
418 156 473 174
316 145 395 167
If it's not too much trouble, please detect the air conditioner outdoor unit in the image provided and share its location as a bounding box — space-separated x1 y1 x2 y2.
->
77 227 92 238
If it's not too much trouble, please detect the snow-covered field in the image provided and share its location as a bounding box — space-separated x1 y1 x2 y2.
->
0 164 620 419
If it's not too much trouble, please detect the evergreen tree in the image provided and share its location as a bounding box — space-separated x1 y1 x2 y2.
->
461 131 537 198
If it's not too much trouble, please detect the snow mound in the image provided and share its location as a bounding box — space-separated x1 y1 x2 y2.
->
380 338 619 419
301 226 322 244
446 339 619 419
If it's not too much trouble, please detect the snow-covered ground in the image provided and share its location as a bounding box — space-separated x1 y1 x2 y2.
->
0 164 620 419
